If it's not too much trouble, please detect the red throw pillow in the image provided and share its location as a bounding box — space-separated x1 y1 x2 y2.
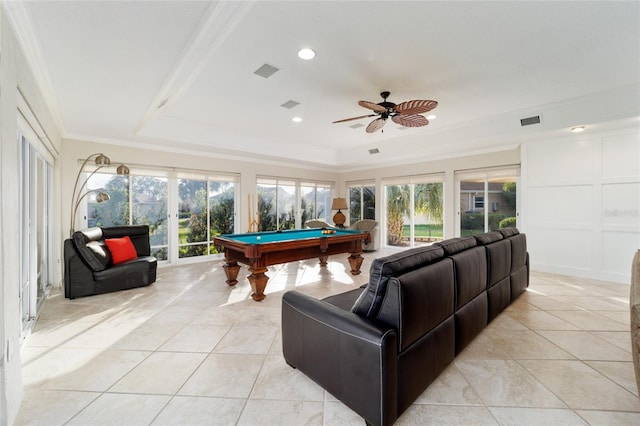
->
104 236 138 265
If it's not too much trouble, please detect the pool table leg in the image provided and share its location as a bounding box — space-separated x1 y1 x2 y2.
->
248 267 268 301
318 255 329 268
348 253 364 275
223 259 240 286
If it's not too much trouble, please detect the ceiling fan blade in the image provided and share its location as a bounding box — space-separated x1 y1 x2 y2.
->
358 100 387 113
366 117 387 133
394 100 438 115
332 114 377 124
392 114 429 127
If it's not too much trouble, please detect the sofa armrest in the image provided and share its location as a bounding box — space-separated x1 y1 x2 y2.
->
282 290 398 426
64 239 97 298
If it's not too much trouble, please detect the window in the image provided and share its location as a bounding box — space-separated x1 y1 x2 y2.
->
301 182 332 224
348 182 376 223
457 167 519 236
382 175 444 248
257 178 296 231
257 177 334 231
82 166 237 262
172 172 237 258
87 172 129 227
177 178 209 257
133 176 168 260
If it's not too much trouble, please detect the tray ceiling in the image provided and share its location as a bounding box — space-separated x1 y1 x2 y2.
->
5 0 640 170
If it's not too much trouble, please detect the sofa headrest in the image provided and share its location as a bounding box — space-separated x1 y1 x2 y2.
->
101 225 150 239
434 236 477 256
474 231 504 245
72 227 110 271
498 227 519 238
102 225 151 256
351 245 444 319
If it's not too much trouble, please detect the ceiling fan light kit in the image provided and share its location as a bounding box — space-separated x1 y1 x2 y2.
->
334 91 438 133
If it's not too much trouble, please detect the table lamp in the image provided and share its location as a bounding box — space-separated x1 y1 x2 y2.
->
331 197 348 228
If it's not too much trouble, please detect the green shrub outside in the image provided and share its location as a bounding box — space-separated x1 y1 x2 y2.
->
461 212 506 231
499 216 517 228
489 214 505 230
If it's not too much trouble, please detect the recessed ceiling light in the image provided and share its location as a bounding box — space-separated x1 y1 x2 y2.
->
292 117 302 123
426 114 437 120
297 48 316 60
571 126 586 133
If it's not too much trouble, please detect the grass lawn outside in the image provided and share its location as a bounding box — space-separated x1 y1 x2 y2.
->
402 224 443 238
461 229 486 237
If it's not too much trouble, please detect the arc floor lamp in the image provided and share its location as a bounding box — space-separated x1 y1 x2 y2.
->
70 153 129 236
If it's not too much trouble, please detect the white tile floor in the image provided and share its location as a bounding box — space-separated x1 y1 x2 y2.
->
15 250 640 425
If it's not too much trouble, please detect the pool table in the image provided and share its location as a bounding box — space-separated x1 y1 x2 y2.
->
213 228 370 301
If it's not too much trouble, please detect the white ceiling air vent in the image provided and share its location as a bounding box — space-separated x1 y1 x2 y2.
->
280 100 299 109
253 63 280 79
520 115 541 126
369 148 380 154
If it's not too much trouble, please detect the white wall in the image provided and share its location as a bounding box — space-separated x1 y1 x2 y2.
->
521 128 640 283
0 9 24 424
0 6 62 424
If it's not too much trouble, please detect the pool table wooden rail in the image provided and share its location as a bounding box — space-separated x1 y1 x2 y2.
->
214 231 370 301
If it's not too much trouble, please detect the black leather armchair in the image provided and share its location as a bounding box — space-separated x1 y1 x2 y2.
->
64 225 157 299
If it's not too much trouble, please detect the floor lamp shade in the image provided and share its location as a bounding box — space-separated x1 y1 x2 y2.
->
331 197 348 227
70 153 129 236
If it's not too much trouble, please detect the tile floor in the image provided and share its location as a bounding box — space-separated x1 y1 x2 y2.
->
15 250 640 425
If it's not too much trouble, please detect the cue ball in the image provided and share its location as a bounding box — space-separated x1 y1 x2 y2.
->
256 236 261 240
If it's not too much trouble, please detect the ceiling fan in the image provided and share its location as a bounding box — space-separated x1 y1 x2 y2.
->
333 91 438 133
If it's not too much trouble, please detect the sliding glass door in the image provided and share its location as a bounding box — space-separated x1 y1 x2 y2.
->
177 178 208 258
383 175 444 248
257 177 333 230
348 182 376 223
457 168 519 236
82 168 237 262
176 176 236 258
19 133 53 336
301 182 332 224
132 176 168 260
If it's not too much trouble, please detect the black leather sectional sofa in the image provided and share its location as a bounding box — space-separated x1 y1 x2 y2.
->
282 228 528 426
64 225 157 299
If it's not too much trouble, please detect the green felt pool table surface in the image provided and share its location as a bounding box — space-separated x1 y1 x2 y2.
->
218 228 363 244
